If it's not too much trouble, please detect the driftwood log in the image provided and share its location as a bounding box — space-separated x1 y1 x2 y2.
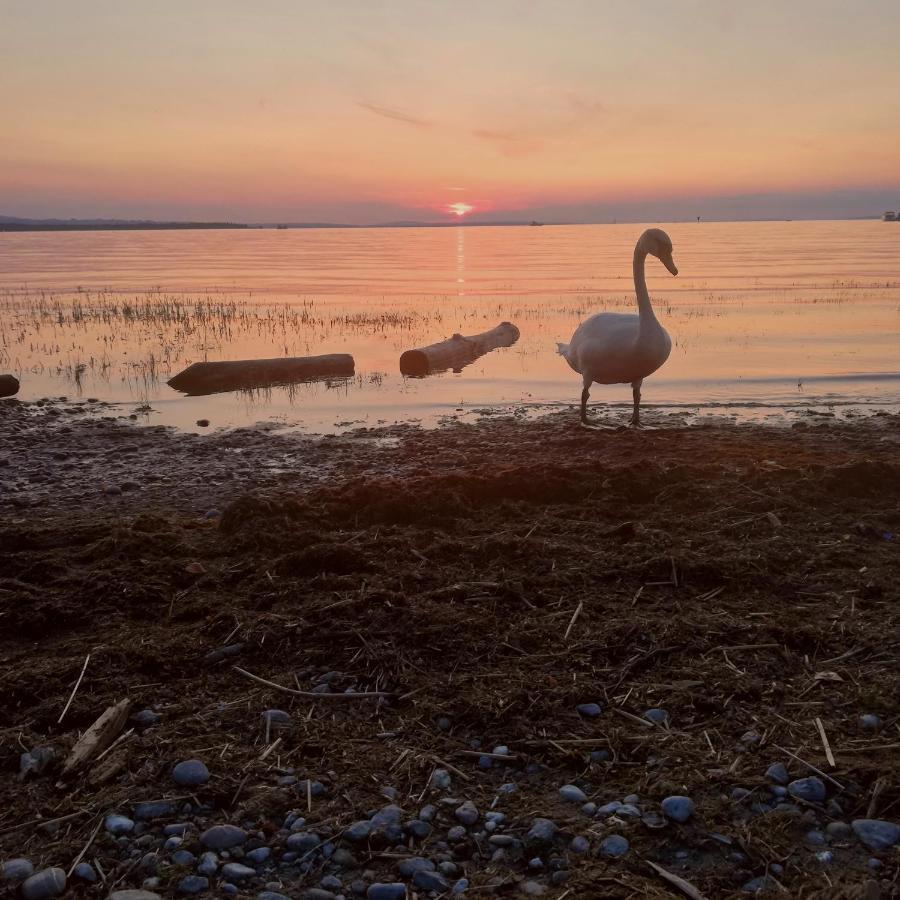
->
168 354 355 396
399 322 520 376
0 374 20 398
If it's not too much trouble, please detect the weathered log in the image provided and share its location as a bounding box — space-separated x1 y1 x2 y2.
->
0 374 20 397
59 698 131 779
167 354 355 396
399 322 520 377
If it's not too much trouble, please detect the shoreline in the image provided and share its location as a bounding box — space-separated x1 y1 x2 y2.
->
1 401 898 897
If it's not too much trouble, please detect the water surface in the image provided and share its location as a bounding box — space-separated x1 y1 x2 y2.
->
1 221 898 431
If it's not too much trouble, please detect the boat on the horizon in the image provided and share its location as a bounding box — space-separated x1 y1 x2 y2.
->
529 220 543 226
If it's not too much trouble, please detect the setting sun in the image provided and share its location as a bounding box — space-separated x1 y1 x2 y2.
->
448 202 474 217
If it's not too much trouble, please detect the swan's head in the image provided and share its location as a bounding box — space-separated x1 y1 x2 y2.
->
639 228 678 276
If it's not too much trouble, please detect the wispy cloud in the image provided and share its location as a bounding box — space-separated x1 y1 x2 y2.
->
356 101 432 128
472 128 544 157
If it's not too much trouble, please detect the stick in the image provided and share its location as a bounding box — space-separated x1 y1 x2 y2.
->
866 777 887 819
771 743 844 791
233 667 391 699
67 816 104 876
814 717 835 768
58 654 91 724
645 861 707 900
611 708 655 728
563 600 584 641
0 808 92 838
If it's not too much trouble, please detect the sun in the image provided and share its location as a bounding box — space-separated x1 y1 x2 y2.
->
447 202 474 217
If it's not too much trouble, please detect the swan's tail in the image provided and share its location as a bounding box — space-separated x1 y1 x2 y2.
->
556 342 570 358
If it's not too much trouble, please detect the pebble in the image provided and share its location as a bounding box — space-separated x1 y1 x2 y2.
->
815 850 834 864
164 823 190 836
447 825 467 842
661 795 695 823
204 508 221 519
851 818 900 850
286 831 320 853
590 749 610 763
453 878 469 894
200 824 248 849
344 821 372 841
261 709 293 726
397 858 434 877
741 876 775 894
134 801 176 820
247 847 271 864
405 819 431 839
526 818 557 846
176 875 209 894
805 830 826 846
596 801 623 816
764 762 789 785
172 759 210 787
222 862 256 881
132 709 162 728
599 835 629 858
367 885 406 900
569 836 590 854
21 868 66 900
2 859 35 882
558 784 587 803
455 801 479 826
787 776 826 803
171 850 195 867
430 768 452 790
520 882 547 896
321 875 343 891
643 708 669 725
197 852 219 876
581 802 597 815
414 870 450 892
859 714 882 731
576 702 602 717
825 821 852 841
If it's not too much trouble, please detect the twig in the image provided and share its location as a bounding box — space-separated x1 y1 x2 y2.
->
58 654 91 724
67 816 104 876
0 808 92 838
563 600 584 641
771 743 844 791
230 774 251 807
233 667 391 699
866 777 887 819
814 717 835 768
611 708 655 728
645 860 706 899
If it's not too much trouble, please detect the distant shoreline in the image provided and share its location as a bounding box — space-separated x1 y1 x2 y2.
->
0 215 884 233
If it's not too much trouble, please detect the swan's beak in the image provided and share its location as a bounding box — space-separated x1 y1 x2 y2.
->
662 255 678 276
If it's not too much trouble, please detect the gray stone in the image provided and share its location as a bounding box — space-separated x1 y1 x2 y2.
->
367 885 406 900
576 702 602 717
643 708 669 725
397 857 434 877
447 825 467 841
520 881 547 895
599 835 629 858
859 714 882 731
344 820 372 841
558 784 587 803
171 851 195 867
787 777 826 803
197 852 219 876
526 818 557 846
661 795 695 823
452 878 469 894
413 870 449 892
246 847 270 864
261 709 292 726
21 868 66 900
2 859 34 882
569 836 590 854
741 876 776 894
455 801 479 826
222 862 256 881
134 801 176 820
320 875 342 891
805 830 826 846
851 819 900 850
286 831 320 853
172 759 210 787
430 768 452 789
764 763 789 785
596 801 623 816
200 824 248 849
176 875 209 894
825 821 852 841
404 819 431 839
18 747 55 779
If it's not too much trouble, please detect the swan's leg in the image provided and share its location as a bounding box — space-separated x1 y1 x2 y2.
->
580 377 614 430
630 379 643 427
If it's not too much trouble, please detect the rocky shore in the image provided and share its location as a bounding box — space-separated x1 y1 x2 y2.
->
1 399 898 898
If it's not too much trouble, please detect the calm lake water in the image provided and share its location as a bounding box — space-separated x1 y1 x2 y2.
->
1 221 899 431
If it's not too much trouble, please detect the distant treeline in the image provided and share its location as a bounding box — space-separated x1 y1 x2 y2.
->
0 222 248 232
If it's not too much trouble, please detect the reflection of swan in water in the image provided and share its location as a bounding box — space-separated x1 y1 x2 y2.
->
556 228 678 429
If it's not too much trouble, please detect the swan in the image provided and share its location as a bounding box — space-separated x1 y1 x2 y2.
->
557 228 678 429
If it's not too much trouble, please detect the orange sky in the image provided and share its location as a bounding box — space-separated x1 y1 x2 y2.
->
3 1 899 223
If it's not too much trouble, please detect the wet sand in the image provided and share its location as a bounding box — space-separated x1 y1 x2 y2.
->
1 400 898 897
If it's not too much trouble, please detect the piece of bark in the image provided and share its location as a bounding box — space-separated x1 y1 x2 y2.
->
399 322 520 376
60 699 131 778
168 354 355 395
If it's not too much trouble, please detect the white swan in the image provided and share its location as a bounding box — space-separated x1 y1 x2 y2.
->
557 228 678 429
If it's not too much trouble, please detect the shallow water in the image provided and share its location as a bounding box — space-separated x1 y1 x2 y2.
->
1 220 898 431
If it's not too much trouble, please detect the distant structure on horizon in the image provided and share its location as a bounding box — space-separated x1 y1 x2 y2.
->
884 210 898 221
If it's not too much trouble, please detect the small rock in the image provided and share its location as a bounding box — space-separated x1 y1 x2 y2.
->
741 876 775 894
805 830 826 846
851 819 900 850
576 702 602 717
447 825 467 842
19 746 56 778
196 419 210 427
204 509 221 519
455 801 479 826
172 759 210 787
2 859 34 882
246 847 270 864
452 878 469 894
366 885 406 900
132 709 162 728
413 870 449 892
430 768 452 790
764 763 789 785
134 801 176 820
200 824 248 849
520 882 546 896
596 801 623 816
569 835 590 854
526 818 557 846
558 784 587 803
222 862 256 881
661 795 695 823
589 749 610 763
320 875 342 891
344 820 372 841
405 819 431 839
643 708 669 725
261 709 293 726
176 875 209 894
825 821 852 841
171 850 195 868
197 852 219 876
815 850 834 864
787 777 826 803
397 858 434 877
599 835 629 858
286 831 320 853
21 868 66 900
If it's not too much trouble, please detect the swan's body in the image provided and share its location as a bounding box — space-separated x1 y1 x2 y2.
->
557 228 677 428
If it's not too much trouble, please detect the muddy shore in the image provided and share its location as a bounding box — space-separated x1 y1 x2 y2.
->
1 399 898 899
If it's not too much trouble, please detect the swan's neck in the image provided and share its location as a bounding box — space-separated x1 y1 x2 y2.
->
632 247 657 327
